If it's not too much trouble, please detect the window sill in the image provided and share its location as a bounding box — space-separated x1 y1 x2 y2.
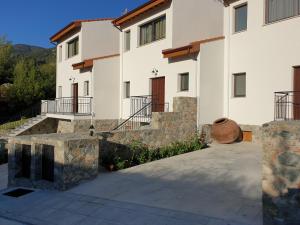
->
263 14 300 27
232 29 247 35
137 37 166 48
178 90 189 93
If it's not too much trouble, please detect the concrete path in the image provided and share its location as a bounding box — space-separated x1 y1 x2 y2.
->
0 143 262 225
0 164 7 190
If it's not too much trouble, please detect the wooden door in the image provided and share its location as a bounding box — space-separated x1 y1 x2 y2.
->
152 77 165 112
294 67 300 120
21 145 31 178
72 83 78 113
42 145 54 182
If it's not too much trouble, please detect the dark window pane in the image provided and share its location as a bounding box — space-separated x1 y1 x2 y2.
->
180 73 189 91
235 4 247 32
140 15 166 46
124 82 130 98
68 37 79 58
266 0 299 23
125 31 131 51
234 73 246 97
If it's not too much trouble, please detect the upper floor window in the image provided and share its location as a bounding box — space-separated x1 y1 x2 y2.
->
266 0 300 24
67 37 79 58
179 73 189 92
58 45 62 62
84 81 89 96
140 15 166 46
234 3 248 32
124 30 131 51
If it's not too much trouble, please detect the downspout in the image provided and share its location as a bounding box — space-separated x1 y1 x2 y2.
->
50 41 58 100
113 24 123 121
227 7 231 118
194 53 200 131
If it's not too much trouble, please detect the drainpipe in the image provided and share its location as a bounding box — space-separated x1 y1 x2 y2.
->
113 24 123 121
226 7 231 118
194 53 200 131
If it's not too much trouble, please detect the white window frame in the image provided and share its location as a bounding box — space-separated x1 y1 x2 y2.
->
124 81 130 99
124 30 131 52
233 2 248 33
233 73 246 98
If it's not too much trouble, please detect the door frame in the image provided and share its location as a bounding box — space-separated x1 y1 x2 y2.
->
72 83 78 113
293 66 300 120
151 76 165 112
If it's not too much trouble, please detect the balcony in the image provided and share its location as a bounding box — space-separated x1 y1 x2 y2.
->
41 97 92 116
274 91 300 120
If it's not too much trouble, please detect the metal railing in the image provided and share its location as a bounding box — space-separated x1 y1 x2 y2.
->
113 95 169 131
41 97 92 115
274 91 300 120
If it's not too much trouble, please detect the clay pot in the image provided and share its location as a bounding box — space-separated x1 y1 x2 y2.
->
211 118 241 144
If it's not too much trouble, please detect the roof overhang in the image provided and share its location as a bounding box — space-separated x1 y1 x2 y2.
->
72 54 120 70
50 18 115 43
112 0 171 27
223 0 241 7
162 36 225 59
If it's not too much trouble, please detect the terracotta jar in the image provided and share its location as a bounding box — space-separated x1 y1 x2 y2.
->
211 118 241 144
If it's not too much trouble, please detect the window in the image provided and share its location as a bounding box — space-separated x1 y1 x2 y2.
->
179 73 189 92
266 0 300 24
234 4 248 32
233 73 246 97
84 81 89 96
58 86 62 98
124 81 130 98
67 37 79 58
124 30 131 51
140 15 166 46
58 45 62 62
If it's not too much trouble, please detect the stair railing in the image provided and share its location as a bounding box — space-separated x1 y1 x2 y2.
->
112 100 153 131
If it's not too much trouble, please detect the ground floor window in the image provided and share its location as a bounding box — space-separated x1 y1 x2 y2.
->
178 73 189 92
84 81 89 96
124 81 130 99
233 73 246 97
58 86 62 98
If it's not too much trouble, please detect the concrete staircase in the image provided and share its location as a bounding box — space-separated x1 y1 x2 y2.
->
8 115 47 137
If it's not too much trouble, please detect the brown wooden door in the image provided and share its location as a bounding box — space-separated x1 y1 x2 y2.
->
294 67 300 120
152 77 165 112
72 83 78 113
42 145 54 182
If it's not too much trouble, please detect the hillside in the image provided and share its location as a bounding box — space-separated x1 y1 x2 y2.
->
12 44 56 64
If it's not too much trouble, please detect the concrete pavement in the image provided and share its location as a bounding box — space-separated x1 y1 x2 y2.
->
0 143 262 225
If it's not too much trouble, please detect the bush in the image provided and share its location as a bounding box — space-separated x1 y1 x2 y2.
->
102 135 207 171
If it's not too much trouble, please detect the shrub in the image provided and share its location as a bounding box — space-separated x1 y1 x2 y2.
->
101 134 207 171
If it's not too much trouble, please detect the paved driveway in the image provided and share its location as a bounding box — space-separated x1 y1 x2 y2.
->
0 143 262 225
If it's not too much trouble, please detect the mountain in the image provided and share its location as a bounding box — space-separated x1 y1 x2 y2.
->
12 44 56 64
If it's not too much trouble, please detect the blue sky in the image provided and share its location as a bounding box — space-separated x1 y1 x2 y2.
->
0 0 148 48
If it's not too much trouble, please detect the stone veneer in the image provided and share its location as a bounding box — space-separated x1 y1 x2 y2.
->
57 119 119 134
0 139 7 165
262 121 300 225
20 118 58 136
8 133 99 190
99 97 198 163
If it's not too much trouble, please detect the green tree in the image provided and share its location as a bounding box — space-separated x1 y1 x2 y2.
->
0 36 13 84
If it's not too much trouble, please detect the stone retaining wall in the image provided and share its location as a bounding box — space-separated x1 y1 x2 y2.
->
8 134 99 190
99 97 198 165
262 121 300 225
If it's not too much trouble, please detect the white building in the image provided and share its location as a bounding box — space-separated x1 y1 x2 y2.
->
43 18 120 121
224 0 300 125
112 0 225 126
42 0 300 134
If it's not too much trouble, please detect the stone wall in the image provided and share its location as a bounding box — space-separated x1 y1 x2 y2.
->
57 119 119 134
20 118 58 136
8 133 99 191
99 97 198 164
262 121 300 225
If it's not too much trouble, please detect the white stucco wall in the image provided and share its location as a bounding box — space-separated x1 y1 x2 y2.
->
172 0 224 48
199 39 225 125
93 56 120 120
81 20 119 60
56 31 87 99
224 0 300 125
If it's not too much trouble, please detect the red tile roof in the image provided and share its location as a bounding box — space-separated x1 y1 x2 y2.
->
50 18 115 42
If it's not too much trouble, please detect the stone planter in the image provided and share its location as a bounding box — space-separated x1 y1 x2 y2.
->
211 118 241 144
